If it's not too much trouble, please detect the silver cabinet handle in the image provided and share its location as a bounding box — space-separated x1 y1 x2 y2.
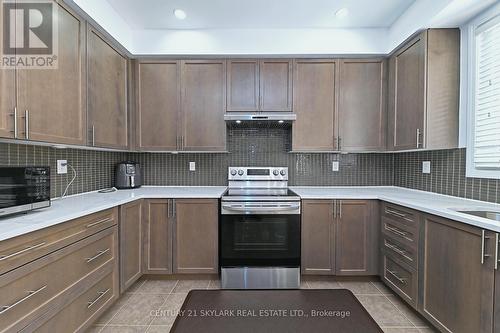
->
384 241 413 262
172 199 176 218
91 126 95 146
333 201 337 218
11 107 18 138
339 200 342 219
416 128 421 148
86 217 113 229
24 110 29 140
338 136 342 151
181 136 184 150
86 248 110 263
387 269 407 285
385 208 407 218
384 225 412 240
482 230 493 264
87 288 110 309
0 285 47 315
0 242 46 261
495 233 499 270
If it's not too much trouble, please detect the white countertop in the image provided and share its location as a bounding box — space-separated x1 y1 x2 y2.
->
0 186 227 242
291 186 500 233
1 185 499 242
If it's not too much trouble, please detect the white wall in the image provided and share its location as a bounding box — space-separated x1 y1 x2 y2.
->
132 28 388 55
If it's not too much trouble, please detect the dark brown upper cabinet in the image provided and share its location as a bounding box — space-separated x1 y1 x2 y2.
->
181 60 227 151
1 1 86 145
226 59 292 112
388 29 460 151
87 25 128 149
136 60 180 151
338 59 387 152
292 59 337 151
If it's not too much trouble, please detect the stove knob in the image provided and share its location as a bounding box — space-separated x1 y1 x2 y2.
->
280 169 286 176
238 169 244 176
230 169 237 176
273 170 279 176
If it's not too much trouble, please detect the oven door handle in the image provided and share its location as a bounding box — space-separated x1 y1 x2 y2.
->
221 203 300 213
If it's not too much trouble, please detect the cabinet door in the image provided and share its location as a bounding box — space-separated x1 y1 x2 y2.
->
17 2 86 145
87 27 128 149
301 200 335 275
181 60 226 151
173 199 218 274
137 61 180 150
391 34 425 150
336 200 379 275
339 59 386 151
119 200 142 293
259 60 292 111
420 215 494 333
143 200 172 274
0 0 16 139
292 60 337 151
227 60 259 111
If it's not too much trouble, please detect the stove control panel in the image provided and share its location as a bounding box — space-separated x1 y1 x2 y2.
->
228 167 288 181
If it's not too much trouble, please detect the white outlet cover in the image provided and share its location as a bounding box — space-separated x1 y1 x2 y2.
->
189 162 196 171
422 161 431 174
332 161 340 172
57 160 68 174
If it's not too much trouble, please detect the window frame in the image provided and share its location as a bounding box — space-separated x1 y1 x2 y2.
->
466 4 500 179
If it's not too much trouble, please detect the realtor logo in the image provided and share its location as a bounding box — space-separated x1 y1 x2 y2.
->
1 0 58 68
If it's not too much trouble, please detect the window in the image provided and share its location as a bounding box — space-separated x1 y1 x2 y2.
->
466 10 500 179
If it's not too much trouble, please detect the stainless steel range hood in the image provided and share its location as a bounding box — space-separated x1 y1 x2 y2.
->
224 113 296 122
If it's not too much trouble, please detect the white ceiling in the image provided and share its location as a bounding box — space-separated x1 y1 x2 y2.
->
105 0 416 30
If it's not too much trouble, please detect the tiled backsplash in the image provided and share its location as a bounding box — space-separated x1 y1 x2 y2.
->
394 148 500 204
1 130 499 203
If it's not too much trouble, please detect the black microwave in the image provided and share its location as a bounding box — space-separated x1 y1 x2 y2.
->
0 166 51 218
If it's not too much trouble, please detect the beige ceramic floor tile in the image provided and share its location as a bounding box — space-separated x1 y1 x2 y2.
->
372 281 394 295
126 279 147 294
100 326 149 333
146 325 173 333
109 294 168 326
386 295 429 328
418 328 440 333
85 326 104 333
136 279 178 294
338 281 382 295
207 279 221 289
95 293 132 325
149 293 187 326
306 279 343 289
172 280 210 293
356 295 413 327
382 328 421 333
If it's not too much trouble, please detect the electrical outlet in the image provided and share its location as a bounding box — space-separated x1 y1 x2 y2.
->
57 160 68 174
189 162 196 171
422 161 431 174
332 161 340 172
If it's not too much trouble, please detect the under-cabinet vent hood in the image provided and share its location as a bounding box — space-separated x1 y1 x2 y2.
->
224 113 296 122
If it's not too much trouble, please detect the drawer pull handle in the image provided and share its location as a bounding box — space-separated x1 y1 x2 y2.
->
86 217 113 229
0 242 46 261
86 248 110 263
0 285 47 315
387 269 407 285
87 288 110 309
384 241 413 262
385 225 412 240
386 208 407 218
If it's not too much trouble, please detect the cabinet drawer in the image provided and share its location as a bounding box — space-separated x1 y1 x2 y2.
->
382 254 418 308
0 227 117 332
382 217 419 250
0 208 117 276
381 234 417 269
33 271 117 333
382 203 418 228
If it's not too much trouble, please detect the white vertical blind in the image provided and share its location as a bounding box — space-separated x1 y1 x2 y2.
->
474 16 500 169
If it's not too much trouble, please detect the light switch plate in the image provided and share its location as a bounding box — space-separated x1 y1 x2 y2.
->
332 161 340 172
189 162 196 171
57 160 68 174
422 161 431 174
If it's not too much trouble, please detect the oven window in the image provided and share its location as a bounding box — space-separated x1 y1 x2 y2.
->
233 219 288 251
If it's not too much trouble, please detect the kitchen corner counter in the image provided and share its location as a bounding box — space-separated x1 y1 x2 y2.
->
291 186 500 233
0 186 227 242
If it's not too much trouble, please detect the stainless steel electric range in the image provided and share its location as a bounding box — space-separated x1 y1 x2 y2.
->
220 167 301 289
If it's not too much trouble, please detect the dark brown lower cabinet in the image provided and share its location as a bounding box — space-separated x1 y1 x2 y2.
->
119 200 143 292
420 214 495 333
301 200 378 276
173 199 218 274
142 199 173 274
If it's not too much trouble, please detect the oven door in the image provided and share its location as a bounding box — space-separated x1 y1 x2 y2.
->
220 211 300 267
